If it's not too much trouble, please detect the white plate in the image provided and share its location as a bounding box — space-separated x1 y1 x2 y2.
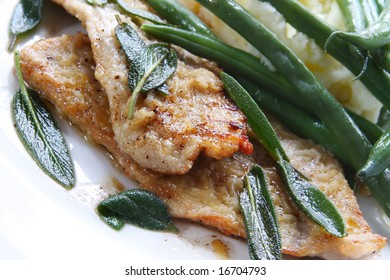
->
0 0 389 260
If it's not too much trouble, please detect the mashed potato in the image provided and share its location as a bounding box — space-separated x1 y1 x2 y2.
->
177 0 382 122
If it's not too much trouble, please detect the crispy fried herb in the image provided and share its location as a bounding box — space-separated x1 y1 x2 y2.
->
12 51 75 189
115 21 177 119
8 0 43 51
240 165 282 260
97 189 178 232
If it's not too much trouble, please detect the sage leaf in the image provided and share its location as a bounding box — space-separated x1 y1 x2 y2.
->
220 72 288 161
128 43 177 93
8 0 43 51
240 165 282 260
12 52 75 189
116 0 167 25
115 21 177 119
97 189 178 232
277 159 346 237
221 72 346 238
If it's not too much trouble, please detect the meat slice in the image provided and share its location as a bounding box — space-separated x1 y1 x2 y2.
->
19 33 387 259
49 0 252 175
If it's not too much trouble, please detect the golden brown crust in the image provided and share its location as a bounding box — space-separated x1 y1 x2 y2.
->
50 0 252 175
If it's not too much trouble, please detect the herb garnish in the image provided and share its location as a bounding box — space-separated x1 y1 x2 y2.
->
115 19 177 119
97 189 178 232
277 159 346 237
116 0 167 25
12 51 75 189
8 0 43 51
240 165 282 260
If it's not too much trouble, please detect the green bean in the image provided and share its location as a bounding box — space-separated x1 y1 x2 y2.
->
346 109 384 144
378 107 390 130
141 24 293 97
262 81 384 144
360 170 390 209
335 0 368 77
358 128 390 177
237 78 348 164
362 0 390 73
243 73 383 145
261 0 390 110
144 0 215 38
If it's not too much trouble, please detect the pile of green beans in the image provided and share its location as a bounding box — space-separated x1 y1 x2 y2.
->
261 0 390 110
330 0 390 202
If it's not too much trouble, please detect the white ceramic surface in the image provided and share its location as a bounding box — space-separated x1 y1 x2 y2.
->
0 0 389 260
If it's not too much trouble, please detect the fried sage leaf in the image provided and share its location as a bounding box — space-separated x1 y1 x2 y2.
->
240 165 282 260
128 43 177 92
115 22 177 119
12 51 75 189
116 21 146 61
277 159 346 237
9 0 43 51
221 72 346 238
127 43 177 118
97 189 178 232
